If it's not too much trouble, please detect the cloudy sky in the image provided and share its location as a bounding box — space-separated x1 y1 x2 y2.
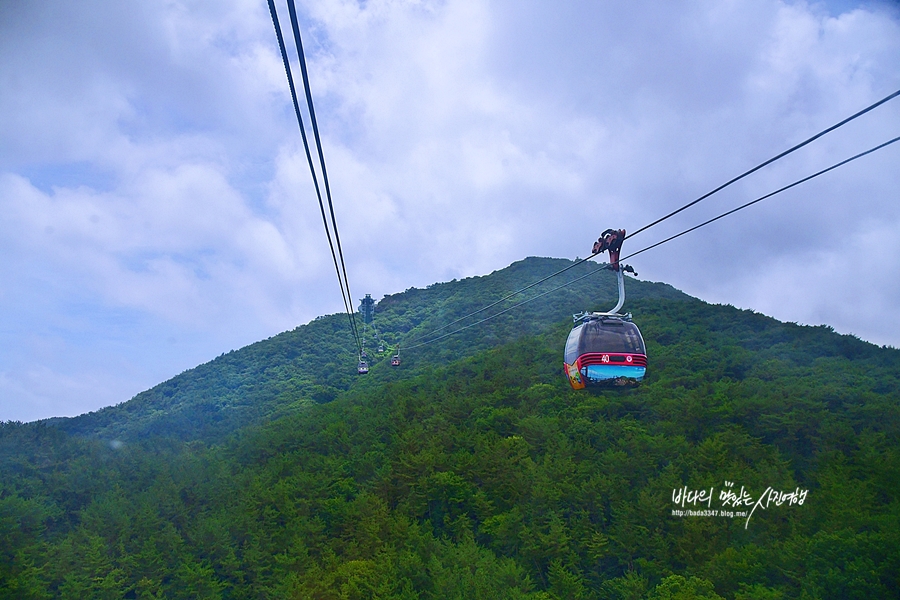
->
2 0 899 422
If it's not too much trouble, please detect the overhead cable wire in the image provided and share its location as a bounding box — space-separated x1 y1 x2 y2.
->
267 0 354 342
626 87 900 240
621 134 900 262
405 134 900 351
400 256 597 345
284 0 361 349
401 90 900 349
403 265 610 350
268 0 361 352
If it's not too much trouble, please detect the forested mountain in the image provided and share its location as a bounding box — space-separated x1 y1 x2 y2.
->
43 257 687 443
1 257 898 598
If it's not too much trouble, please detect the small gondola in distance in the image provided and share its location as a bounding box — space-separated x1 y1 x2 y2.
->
564 229 647 389
390 345 401 367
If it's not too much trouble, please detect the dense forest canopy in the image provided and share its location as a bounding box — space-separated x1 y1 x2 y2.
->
1 257 898 598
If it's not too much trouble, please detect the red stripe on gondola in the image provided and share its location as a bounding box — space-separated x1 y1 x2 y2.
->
577 353 647 368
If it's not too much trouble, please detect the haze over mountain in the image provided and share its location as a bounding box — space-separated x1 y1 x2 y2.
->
3 257 898 598
40 257 685 440
3 0 899 424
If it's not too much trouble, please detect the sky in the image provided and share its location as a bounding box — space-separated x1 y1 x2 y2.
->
1 0 899 423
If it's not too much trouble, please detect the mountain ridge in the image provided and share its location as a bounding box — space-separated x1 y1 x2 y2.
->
39 256 688 441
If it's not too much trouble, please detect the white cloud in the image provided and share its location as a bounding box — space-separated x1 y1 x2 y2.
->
1 0 899 421
698 216 900 347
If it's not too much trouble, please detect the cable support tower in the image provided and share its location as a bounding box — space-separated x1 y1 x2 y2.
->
403 134 900 351
268 0 362 354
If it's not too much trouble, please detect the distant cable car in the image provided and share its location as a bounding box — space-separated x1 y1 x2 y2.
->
358 359 369 375
564 229 647 388
390 345 401 367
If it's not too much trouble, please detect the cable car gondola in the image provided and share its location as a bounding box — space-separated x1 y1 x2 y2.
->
390 345 401 367
564 315 646 388
564 229 647 389
357 359 369 375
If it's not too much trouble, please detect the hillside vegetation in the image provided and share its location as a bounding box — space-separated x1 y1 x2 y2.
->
1 258 898 599
46 258 686 443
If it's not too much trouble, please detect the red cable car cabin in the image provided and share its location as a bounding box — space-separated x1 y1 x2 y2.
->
564 316 646 388
563 228 647 389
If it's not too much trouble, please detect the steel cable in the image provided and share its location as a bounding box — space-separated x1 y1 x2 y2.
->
404 134 900 350
284 0 361 348
268 0 362 353
626 88 900 240
401 91 900 349
621 135 900 262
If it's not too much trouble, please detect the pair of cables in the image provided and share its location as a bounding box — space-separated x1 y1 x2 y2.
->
402 88 900 350
267 0 362 355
